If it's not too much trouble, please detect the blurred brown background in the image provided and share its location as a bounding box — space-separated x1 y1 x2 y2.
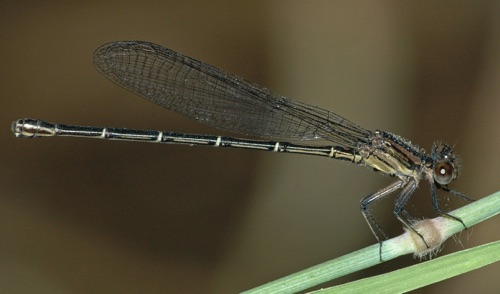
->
1 1 498 293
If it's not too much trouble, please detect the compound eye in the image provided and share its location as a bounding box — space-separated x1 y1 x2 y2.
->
433 161 454 185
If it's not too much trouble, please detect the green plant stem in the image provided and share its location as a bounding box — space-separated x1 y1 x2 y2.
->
312 240 500 293
242 190 500 294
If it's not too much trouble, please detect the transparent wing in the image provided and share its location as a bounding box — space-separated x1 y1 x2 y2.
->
93 41 372 148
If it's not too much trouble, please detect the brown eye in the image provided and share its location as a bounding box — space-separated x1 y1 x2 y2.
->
433 162 454 185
